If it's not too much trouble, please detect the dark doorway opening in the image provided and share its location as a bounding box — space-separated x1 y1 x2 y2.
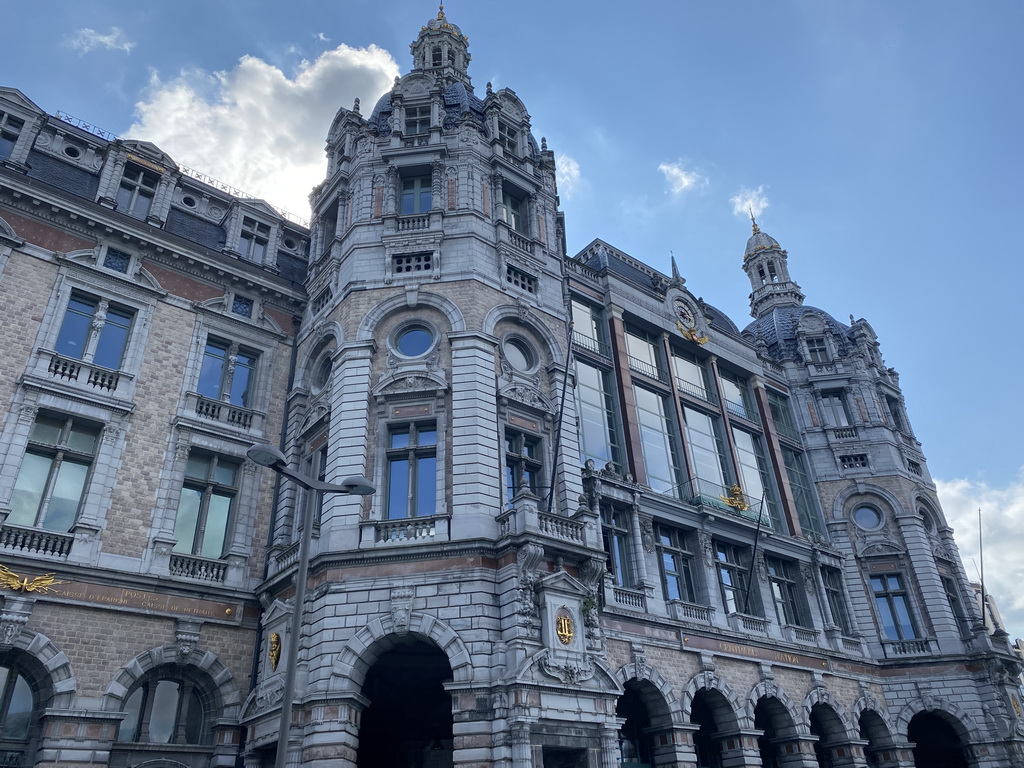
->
908 711 969 768
617 683 654 767
690 691 727 768
357 639 453 768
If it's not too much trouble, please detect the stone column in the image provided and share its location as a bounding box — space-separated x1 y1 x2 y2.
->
716 729 764 767
510 721 533 768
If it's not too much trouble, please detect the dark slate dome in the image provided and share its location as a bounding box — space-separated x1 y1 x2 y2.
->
744 229 781 260
743 305 850 361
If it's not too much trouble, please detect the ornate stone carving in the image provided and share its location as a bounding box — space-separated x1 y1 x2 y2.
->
390 586 414 635
175 620 202 659
639 517 655 554
632 643 649 680
698 532 714 568
539 652 594 685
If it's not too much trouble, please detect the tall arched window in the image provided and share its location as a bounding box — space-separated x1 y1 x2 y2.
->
0 655 47 765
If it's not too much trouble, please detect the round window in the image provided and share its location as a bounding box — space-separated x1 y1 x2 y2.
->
63 145 82 159
182 195 197 208
853 506 883 530
312 354 333 391
283 237 297 250
503 338 534 371
396 325 434 357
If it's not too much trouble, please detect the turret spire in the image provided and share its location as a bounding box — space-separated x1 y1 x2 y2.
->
740 221 804 318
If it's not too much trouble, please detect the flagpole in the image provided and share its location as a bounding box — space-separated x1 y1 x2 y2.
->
978 507 987 629
742 490 768 615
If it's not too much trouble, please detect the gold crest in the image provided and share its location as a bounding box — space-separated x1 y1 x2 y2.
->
555 608 575 645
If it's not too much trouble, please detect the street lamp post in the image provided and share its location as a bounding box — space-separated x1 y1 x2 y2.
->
247 443 375 768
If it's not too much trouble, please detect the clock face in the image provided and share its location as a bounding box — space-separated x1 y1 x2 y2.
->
674 300 695 328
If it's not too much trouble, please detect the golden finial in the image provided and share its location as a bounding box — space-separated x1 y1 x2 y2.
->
749 207 760 234
438 3 445 19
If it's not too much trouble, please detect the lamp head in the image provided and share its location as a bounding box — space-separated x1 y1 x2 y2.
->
339 475 376 496
247 443 287 468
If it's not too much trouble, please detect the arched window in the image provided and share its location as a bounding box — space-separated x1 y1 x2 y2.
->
117 667 213 745
0 654 48 765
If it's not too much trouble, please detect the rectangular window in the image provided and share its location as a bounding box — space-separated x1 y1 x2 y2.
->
197 339 258 408
715 541 753 615
504 264 537 294
0 112 24 160
9 413 100 532
782 448 823 536
625 329 661 380
821 566 852 634
393 252 433 274
116 163 159 220
575 361 621 471
720 371 756 422
239 217 271 262
602 506 633 587
732 428 778 526
821 391 851 427
571 299 606 355
672 352 713 403
54 294 134 370
886 395 904 432
941 575 971 636
634 386 682 496
683 407 729 488
657 524 697 603
505 429 542 505
502 190 526 233
301 436 329 530
498 120 518 154
766 389 799 442
386 422 437 519
401 175 432 214
766 556 803 626
840 454 869 469
806 337 830 363
172 452 238 559
870 573 917 641
405 104 431 136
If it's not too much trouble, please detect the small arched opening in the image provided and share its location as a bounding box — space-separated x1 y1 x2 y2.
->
357 637 454 768
689 688 734 768
809 703 847 768
753 697 797 768
858 709 894 767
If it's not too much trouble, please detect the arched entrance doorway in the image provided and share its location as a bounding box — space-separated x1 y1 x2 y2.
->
617 683 654 767
753 697 797 768
357 638 453 768
808 703 847 768
858 709 893 767
690 689 734 768
907 711 969 768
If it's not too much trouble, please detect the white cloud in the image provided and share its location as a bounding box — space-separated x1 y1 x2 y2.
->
314 32 331 42
658 162 704 196
936 471 1024 641
126 44 399 219
556 153 581 200
67 27 135 55
730 185 770 218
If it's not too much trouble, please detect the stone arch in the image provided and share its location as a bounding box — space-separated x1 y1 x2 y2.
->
356 291 466 341
895 697 976 745
329 612 474 693
483 303 564 367
614 664 679 728
296 323 342 391
2 628 76 708
680 670 744 728
746 680 804 736
803 686 857 740
0 214 22 242
101 644 242 720
832 482 905 523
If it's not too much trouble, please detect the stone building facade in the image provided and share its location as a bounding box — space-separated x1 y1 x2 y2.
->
0 8 1022 768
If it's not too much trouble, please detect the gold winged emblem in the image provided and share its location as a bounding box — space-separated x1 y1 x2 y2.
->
0 565 64 593
719 484 749 512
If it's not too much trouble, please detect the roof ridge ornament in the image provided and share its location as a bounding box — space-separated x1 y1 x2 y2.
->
438 3 445 19
749 207 760 234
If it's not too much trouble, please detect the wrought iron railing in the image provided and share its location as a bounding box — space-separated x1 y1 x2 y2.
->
679 478 771 529
676 377 717 405
725 398 760 424
571 331 611 358
627 355 666 382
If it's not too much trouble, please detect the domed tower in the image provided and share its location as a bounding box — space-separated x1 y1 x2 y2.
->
741 215 804 317
250 10 608 767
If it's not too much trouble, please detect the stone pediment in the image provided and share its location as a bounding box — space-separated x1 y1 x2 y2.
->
374 370 449 398
498 383 552 413
535 569 589 599
0 87 43 114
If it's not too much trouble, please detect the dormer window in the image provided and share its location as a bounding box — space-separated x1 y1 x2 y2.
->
239 217 270 262
117 164 159 220
405 105 431 136
0 112 24 160
498 121 518 155
806 337 830 364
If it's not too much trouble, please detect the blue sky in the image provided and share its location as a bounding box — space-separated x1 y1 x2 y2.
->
8 1 1023 636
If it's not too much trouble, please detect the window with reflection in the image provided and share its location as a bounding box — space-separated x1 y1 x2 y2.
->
0 663 34 747
574 361 621 471
715 541 753 615
871 574 918 641
117 671 209 745
505 429 542 505
634 386 682 495
9 412 100 531
683 407 728 488
821 566 852 634
198 338 258 408
386 422 437 519
116 163 158 220
55 293 134 370
401 175 432 214
672 352 711 401
657 524 697 603
602 506 634 588
172 452 239 559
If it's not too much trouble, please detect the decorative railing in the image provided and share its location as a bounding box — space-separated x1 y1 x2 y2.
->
169 553 228 583
883 638 932 657
538 512 586 544
401 135 430 148
729 612 769 634
669 600 714 623
48 353 126 394
763 360 786 378
505 228 534 254
0 524 74 557
274 541 300 571
725 398 760 424
680 478 771 529
810 363 838 375
571 331 611 358
188 393 262 431
785 625 820 644
772 420 802 444
627 355 666 382
376 516 438 542
611 587 647 611
676 377 717 405
0 750 23 767
841 636 862 653
831 427 858 440
397 214 429 231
